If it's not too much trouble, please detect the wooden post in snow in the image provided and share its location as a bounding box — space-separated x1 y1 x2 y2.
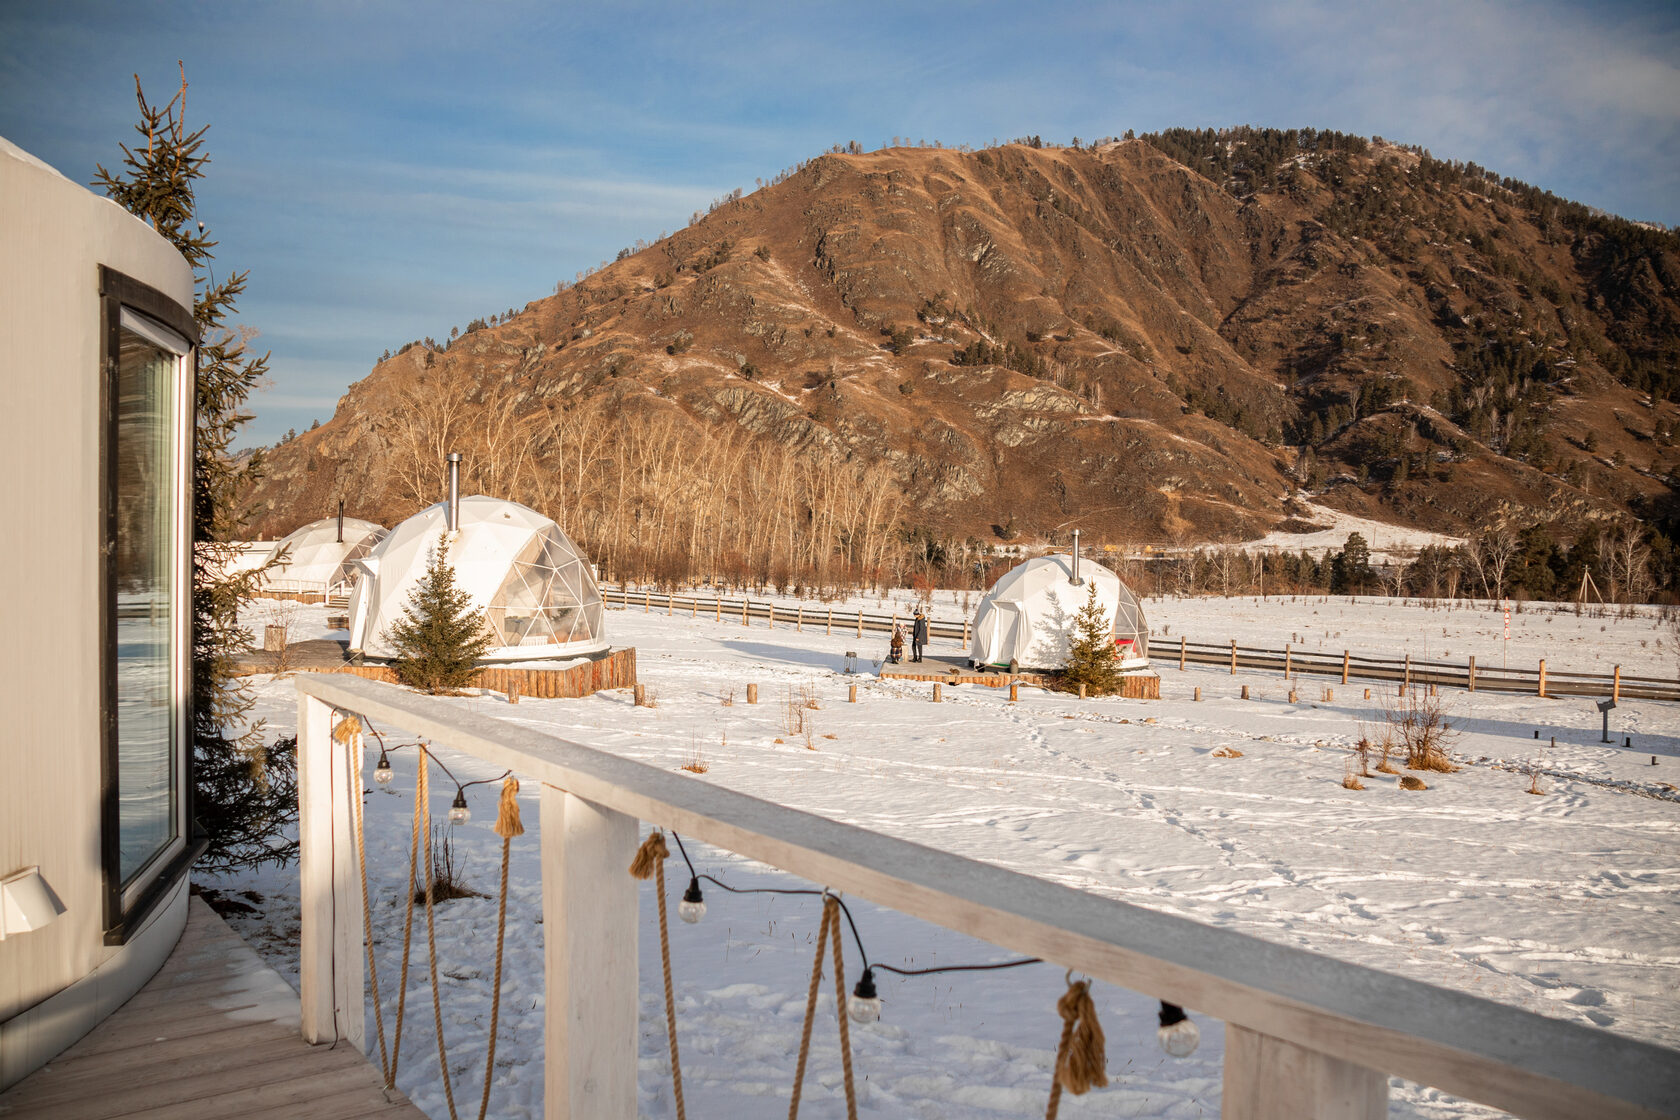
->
1230 639 1238 675
1180 636 1187 672
1613 665 1622 703
797 605 803 632
827 608 833 636
644 588 650 613
848 684 857 703
768 604 775 630
747 683 759 704
1468 655 1476 693
1285 643 1293 680
1538 659 1547 698
1342 650 1350 685
741 599 748 627
857 609 864 638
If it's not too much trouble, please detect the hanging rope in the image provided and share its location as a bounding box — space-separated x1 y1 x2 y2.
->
788 895 859 1120
387 743 425 1090
1044 974 1108 1119
825 896 860 1119
475 778 522 1120
629 831 686 1120
344 720 392 1085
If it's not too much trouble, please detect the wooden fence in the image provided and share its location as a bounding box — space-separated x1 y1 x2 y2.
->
603 588 1680 702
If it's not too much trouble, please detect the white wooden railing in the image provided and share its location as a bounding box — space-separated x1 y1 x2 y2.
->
294 673 1680 1120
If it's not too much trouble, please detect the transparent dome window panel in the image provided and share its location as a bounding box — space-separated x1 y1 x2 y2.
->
114 322 181 884
492 562 557 645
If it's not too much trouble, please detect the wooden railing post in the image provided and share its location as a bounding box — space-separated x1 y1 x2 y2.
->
1613 665 1621 703
1342 650 1350 685
1230 639 1238 675
1538 659 1548 698
541 784 639 1120
1223 1024 1386 1120
297 691 365 1052
1468 655 1476 693
1179 635 1186 672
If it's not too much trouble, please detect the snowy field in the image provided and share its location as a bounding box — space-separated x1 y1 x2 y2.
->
213 595 1680 1119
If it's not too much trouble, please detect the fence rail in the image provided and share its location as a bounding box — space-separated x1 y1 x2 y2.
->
602 588 1680 701
295 674 1678 1120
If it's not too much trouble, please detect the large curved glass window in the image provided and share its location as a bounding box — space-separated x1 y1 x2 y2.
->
486 528 602 646
112 308 189 884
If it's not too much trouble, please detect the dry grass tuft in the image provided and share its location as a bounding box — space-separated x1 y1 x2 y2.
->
1211 747 1244 758
1382 688 1460 772
1399 774 1428 791
720 689 735 707
1342 756 1366 790
416 825 485 902
1342 774 1366 790
681 733 709 774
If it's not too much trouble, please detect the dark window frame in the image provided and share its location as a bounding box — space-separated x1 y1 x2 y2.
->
98 266 202 945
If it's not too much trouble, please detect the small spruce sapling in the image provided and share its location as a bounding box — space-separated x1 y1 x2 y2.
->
1062 581 1121 696
386 541 493 694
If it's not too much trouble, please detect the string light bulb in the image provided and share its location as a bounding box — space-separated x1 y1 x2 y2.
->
1157 1001 1200 1057
678 877 706 924
848 968 882 1023
449 789 470 824
374 753 394 785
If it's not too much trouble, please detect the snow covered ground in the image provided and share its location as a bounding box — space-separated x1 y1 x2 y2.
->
211 595 1680 1119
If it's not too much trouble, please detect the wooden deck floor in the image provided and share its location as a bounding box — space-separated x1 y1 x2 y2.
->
0 896 426 1120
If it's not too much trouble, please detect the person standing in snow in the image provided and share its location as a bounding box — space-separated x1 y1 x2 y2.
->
911 610 929 663
889 623 905 664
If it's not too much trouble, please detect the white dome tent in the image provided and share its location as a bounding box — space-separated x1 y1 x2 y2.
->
969 550 1150 672
264 516 388 598
347 494 608 663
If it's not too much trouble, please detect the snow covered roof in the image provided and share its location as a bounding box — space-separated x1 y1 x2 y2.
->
264 517 387 596
970 553 1149 671
347 496 607 662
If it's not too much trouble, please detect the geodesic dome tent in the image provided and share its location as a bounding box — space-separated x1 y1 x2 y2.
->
347 495 607 662
263 517 388 597
969 553 1149 672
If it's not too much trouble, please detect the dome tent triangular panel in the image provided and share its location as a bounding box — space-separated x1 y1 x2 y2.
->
263 517 387 597
347 495 607 663
968 553 1150 672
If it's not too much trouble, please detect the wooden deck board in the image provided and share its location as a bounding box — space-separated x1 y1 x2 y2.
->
0 896 426 1119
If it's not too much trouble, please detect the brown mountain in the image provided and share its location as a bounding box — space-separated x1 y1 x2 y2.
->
247 129 1680 569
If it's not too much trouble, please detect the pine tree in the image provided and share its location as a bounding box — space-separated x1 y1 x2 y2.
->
387 541 494 694
96 68 295 873
1061 581 1121 695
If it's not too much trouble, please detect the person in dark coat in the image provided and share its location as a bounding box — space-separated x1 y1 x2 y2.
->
911 610 929 663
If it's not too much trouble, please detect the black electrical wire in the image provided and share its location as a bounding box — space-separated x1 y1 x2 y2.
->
672 832 1042 980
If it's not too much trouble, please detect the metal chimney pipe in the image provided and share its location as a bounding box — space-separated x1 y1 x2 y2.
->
1072 529 1081 585
336 499 344 543
446 453 462 531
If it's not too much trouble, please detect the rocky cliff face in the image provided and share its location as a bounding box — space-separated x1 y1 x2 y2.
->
247 130 1680 550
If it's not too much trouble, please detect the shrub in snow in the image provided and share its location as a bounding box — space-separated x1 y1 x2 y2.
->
386 541 493 694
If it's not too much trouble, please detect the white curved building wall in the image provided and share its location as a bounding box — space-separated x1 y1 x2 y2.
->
0 137 195 1087
969 554 1151 671
348 496 608 662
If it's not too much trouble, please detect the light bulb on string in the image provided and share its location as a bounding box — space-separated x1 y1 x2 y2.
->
449 789 470 824
848 968 882 1024
678 877 706 924
374 752 394 785
1157 1001 1199 1057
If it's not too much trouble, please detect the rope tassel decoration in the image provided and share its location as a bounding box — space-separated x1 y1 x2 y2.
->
494 777 524 839
1045 975 1107 1119
629 831 687 1120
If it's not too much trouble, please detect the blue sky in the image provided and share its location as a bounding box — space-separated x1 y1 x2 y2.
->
3 1 1677 447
